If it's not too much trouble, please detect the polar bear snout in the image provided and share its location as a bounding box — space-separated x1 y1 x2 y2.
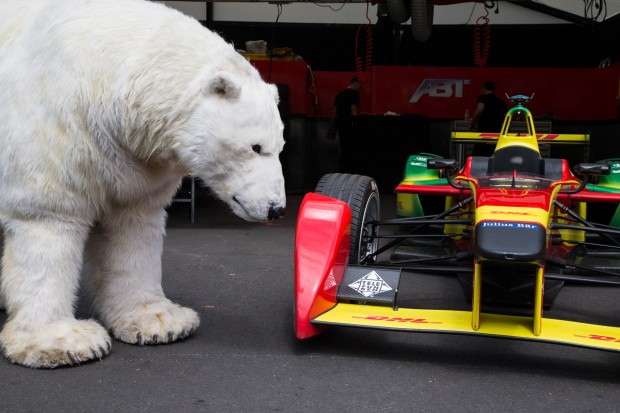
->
268 203 285 221
231 195 285 222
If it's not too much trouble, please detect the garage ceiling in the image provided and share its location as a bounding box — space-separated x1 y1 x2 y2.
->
179 0 618 26
511 0 619 25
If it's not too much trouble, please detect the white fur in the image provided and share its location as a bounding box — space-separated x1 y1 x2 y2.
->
0 0 285 368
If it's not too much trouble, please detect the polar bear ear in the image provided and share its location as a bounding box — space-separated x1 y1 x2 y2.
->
204 72 241 100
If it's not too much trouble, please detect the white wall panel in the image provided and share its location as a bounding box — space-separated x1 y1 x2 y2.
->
162 1 568 25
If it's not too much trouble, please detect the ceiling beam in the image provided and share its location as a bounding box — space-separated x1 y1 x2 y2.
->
165 0 620 25
507 1 599 27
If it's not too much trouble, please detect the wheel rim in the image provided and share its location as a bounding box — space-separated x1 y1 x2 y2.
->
358 192 380 264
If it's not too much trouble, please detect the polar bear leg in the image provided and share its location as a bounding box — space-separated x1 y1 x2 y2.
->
86 207 199 345
0 219 111 368
0 232 4 311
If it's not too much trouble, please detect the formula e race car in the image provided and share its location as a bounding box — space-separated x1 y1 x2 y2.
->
295 95 620 351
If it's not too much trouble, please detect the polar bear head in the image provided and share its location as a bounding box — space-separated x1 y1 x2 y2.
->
173 70 286 223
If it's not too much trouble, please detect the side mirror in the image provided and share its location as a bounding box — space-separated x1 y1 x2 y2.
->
574 163 611 176
564 163 611 194
428 158 457 171
428 158 465 189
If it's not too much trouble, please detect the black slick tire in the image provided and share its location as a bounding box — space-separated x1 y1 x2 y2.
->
314 173 380 265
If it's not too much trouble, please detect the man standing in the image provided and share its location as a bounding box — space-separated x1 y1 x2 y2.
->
470 81 507 132
328 77 361 172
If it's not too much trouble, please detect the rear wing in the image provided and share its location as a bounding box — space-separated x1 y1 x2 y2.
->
451 131 590 145
450 120 590 164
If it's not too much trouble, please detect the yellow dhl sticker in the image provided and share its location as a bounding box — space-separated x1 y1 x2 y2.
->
476 206 549 226
451 132 589 143
352 315 442 324
313 303 620 352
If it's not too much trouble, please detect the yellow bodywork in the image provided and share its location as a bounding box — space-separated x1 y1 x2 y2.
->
314 303 620 351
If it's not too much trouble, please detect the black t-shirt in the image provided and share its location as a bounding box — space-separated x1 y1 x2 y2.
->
477 93 508 132
334 88 359 126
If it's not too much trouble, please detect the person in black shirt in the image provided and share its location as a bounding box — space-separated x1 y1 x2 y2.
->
470 81 507 132
470 81 507 156
328 77 361 172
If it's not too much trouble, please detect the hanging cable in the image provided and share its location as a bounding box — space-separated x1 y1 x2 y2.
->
355 24 373 84
473 5 490 67
306 65 319 115
267 3 283 82
312 1 346 12
584 0 607 22
464 2 476 24
363 0 372 25
354 1 373 84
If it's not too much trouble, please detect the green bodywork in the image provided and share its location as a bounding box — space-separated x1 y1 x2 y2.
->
587 159 620 227
397 155 620 227
396 153 446 217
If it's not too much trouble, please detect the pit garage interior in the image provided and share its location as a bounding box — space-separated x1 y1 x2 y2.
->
163 0 620 227
168 0 620 196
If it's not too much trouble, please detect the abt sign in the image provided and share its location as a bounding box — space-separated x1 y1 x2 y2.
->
409 79 471 103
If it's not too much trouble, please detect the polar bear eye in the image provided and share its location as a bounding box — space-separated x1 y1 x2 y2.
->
252 144 262 154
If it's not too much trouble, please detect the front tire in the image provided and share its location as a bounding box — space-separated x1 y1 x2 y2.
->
315 173 380 264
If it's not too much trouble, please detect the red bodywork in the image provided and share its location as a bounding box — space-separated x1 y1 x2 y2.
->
294 193 351 339
396 157 620 204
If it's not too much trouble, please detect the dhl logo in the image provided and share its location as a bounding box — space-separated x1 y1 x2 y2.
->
453 132 587 144
489 211 531 216
353 315 442 324
478 206 548 225
476 133 562 140
575 333 620 343
477 133 500 140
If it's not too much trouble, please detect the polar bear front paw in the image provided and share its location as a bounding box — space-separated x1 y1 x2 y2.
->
0 318 112 368
109 300 200 345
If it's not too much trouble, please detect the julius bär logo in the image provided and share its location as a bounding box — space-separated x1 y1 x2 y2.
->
481 221 538 229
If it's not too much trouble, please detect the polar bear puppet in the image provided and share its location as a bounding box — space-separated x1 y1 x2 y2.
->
0 0 286 368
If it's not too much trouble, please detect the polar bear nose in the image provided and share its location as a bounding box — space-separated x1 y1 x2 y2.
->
268 203 285 220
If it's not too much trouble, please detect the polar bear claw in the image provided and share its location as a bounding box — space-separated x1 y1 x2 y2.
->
108 301 200 346
0 318 112 369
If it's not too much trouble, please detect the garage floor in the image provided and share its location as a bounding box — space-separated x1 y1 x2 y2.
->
1 186 620 413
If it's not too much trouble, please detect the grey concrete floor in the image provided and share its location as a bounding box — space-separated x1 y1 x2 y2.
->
1 186 620 413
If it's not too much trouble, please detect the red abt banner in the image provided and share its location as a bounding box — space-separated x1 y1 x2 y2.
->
252 61 620 121
368 65 620 121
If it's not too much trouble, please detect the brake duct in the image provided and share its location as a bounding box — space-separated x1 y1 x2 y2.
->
386 0 434 42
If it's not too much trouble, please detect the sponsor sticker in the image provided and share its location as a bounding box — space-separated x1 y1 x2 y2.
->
323 274 337 291
353 315 441 324
480 222 538 229
304 207 339 221
348 270 393 298
409 79 471 103
575 333 620 343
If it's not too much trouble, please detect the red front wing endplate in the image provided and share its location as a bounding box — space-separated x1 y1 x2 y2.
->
294 193 351 339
